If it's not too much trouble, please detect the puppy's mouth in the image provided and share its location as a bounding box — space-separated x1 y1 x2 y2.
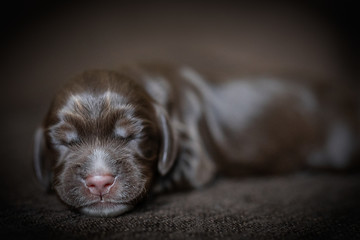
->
80 201 133 217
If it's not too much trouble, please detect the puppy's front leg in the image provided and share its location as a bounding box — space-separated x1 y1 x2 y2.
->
177 121 217 186
153 89 216 192
153 122 216 192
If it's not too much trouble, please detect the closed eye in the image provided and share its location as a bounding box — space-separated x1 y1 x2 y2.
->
49 123 80 147
114 126 130 139
113 130 136 142
60 138 81 147
114 124 144 140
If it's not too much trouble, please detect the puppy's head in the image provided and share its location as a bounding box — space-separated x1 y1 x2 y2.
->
34 70 177 217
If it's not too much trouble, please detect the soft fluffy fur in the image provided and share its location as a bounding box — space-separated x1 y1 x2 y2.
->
34 64 359 217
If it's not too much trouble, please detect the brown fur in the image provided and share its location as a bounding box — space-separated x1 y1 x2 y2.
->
34 64 359 216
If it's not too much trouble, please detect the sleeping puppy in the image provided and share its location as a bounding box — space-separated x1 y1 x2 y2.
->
34 63 359 217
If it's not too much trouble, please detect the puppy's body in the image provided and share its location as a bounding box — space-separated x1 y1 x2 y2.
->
34 64 359 216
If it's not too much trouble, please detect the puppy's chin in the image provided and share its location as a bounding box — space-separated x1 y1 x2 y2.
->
80 202 133 217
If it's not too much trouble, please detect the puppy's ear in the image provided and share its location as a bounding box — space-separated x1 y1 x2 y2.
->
155 105 178 176
33 127 52 191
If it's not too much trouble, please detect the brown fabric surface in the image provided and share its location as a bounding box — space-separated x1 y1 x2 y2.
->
1 175 360 240
1 2 359 239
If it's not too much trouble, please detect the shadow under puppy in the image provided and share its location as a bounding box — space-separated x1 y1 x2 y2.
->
34 64 359 217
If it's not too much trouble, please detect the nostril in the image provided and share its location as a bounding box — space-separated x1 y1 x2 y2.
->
85 174 115 196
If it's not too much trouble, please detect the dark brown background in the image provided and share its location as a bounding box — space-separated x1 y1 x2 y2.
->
0 1 359 239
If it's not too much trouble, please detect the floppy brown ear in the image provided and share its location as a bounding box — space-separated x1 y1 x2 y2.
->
33 127 52 191
155 105 178 176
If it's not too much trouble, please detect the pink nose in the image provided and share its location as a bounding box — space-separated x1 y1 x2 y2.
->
85 175 115 196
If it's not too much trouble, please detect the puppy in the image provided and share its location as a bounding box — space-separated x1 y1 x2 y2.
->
34 63 359 217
